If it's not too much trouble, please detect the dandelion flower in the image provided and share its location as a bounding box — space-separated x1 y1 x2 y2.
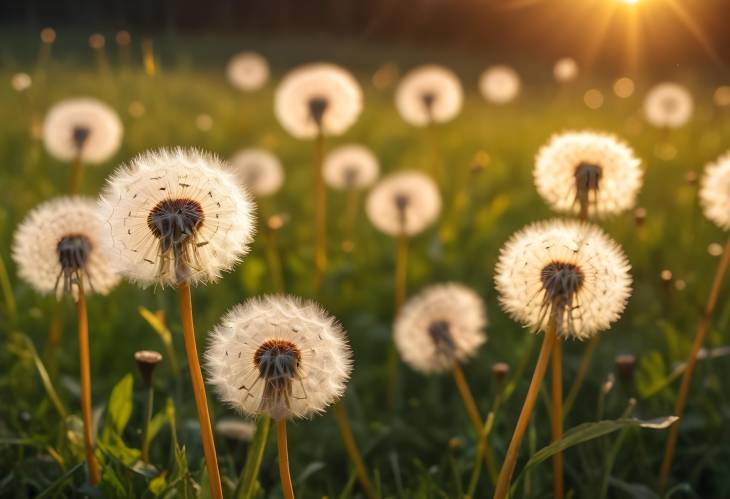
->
366 171 441 237
99 148 255 287
395 283 487 374
495 219 632 340
700 151 730 230
644 83 693 128
206 295 352 420
230 148 284 197
323 144 379 190
226 51 270 91
553 58 578 83
275 63 362 139
12 196 120 298
42 97 123 164
395 65 463 126
534 131 643 218
11 73 32 92
479 65 521 104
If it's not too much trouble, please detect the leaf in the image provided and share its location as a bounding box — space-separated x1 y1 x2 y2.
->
149 472 168 496
105 374 134 435
148 409 170 444
636 351 670 398
607 477 661 499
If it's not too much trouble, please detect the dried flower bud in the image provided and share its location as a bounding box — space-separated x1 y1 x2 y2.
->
615 354 636 383
491 362 510 384
134 350 163 386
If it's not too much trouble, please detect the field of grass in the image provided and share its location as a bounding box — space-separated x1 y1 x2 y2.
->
2 31 730 498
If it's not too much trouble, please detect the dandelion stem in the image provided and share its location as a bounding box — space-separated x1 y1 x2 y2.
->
178 281 223 499
76 280 100 485
551 340 564 499
334 401 378 499
395 234 408 312
344 189 359 247
563 335 598 417
314 130 327 292
277 418 296 499
658 236 730 490
70 154 83 194
452 364 483 435
141 384 154 464
0 254 17 323
265 226 285 293
493 319 557 499
237 416 271 499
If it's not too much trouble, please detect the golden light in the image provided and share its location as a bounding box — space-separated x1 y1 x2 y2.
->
621 0 640 4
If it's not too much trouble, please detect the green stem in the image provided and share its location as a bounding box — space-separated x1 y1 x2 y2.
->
237 416 271 499
141 385 154 463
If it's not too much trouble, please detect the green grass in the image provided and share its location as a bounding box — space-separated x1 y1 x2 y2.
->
2 31 730 498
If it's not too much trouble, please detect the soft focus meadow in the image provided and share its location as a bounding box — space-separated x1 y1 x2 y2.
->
2 29 730 499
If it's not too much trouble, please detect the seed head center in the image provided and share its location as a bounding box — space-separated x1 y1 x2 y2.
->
308 96 329 127
147 198 204 249
254 339 302 382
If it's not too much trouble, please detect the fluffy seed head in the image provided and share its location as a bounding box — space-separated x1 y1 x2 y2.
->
323 144 379 191
274 63 362 139
42 97 123 164
394 283 487 374
205 295 352 420
553 58 578 82
12 197 120 298
366 171 441 237
226 52 270 91
11 73 32 92
495 219 632 340
479 65 521 104
534 131 643 218
700 151 730 231
98 148 255 287
644 83 693 128
215 419 256 442
395 65 463 126
230 148 284 197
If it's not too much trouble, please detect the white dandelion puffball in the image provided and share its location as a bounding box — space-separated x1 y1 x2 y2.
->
11 73 32 92
495 219 632 340
323 144 379 190
395 283 487 374
99 148 256 287
12 197 120 298
230 148 284 197
366 171 441 237
479 65 521 104
226 52 269 91
644 83 693 128
274 63 362 139
553 58 578 83
205 295 352 420
215 418 256 442
42 98 123 164
395 65 463 126
700 151 730 230
534 131 643 218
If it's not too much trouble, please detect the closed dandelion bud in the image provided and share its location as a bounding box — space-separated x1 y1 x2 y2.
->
491 362 510 385
615 354 636 383
134 350 163 386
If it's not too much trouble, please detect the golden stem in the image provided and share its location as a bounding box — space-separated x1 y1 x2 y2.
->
265 227 285 293
551 340 564 499
314 131 327 292
178 282 223 499
494 320 557 499
452 364 483 434
394 234 408 313
76 280 100 485
333 401 378 499
277 418 296 499
344 189 359 246
658 236 730 490
70 154 83 194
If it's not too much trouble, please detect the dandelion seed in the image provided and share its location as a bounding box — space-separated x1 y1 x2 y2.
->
394 283 486 374
98 147 255 287
644 83 693 129
275 63 362 139
323 144 379 191
230 148 284 198
700 151 730 230
227 52 270 91
534 131 643 218
479 65 520 104
395 65 463 126
553 58 578 83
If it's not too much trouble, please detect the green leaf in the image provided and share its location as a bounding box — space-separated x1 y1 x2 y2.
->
149 472 168 496
636 351 670 398
148 408 170 444
106 373 134 435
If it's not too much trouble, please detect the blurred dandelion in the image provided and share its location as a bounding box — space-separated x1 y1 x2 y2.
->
40 27 56 44
553 58 578 83
395 64 463 126
714 86 730 108
128 101 146 118
43 97 123 193
195 113 214 132
227 52 270 91
614 77 635 98
534 131 643 219
100 148 255 499
206 295 353 499
700 151 730 230
372 62 399 90
11 73 32 92
216 418 256 442
479 65 520 104
583 89 604 110
230 148 284 198
644 82 693 129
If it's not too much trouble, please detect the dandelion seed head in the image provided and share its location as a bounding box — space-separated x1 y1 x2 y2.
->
11 73 32 92
495 219 632 340
534 131 643 218
215 418 256 442
226 52 270 91
644 83 693 128
98 147 255 287
230 148 284 197
700 151 730 231
395 65 463 126
323 144 379 191
275 63 362 139
205 295 352 420
395 283 487 374
479 65 521 104
553 58 578 82
366 171 441 237
12 197 120 299
42 98 123 164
